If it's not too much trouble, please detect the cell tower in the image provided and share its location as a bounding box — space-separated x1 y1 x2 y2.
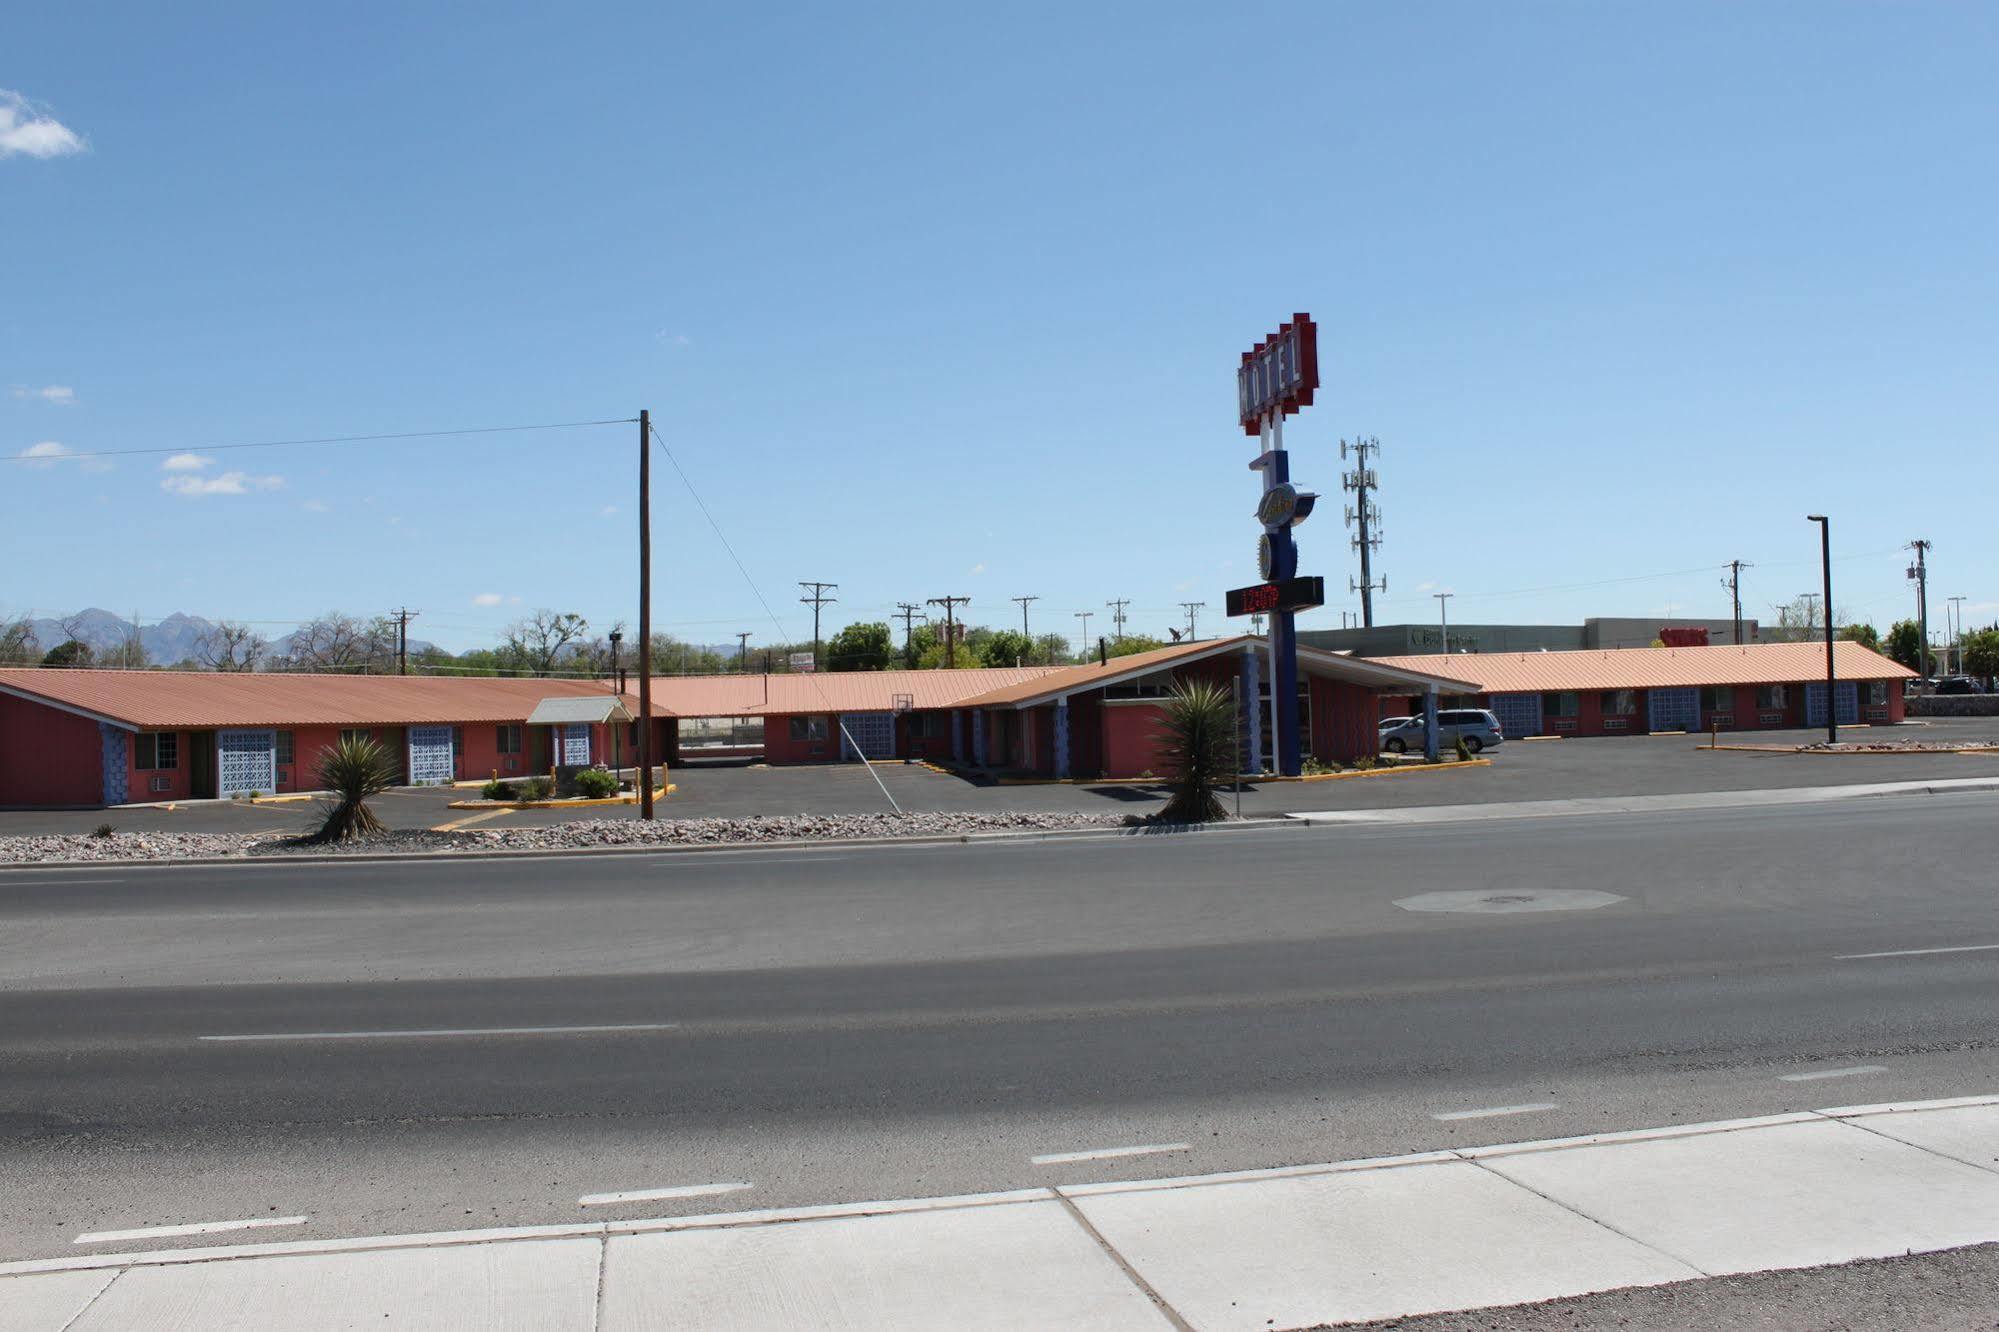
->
1341 437 1385 626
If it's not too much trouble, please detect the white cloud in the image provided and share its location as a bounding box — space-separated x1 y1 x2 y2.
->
160 452 214 472
473 593 505 607
18 440 69 467
0 90 86 160
600 504 619 516
969 562 986 575
11 384 74 404
160 471 284 497
302 498 329 513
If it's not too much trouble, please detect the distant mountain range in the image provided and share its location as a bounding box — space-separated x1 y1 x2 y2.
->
22 609 434 666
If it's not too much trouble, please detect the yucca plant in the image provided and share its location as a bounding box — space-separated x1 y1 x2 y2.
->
304 735 399 843
1155 679 1237 824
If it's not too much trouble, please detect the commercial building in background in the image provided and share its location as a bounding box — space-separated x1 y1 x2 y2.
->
1369 641 1913 739
1299 616 1762 658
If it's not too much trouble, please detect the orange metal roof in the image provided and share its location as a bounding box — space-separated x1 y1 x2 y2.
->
0 669 657 730
1364 641 1917 695
0 664 1062 729
629 666 1062 718
951 635 1472 709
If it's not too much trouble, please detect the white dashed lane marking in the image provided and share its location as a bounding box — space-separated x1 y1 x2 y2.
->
1031 1143 1190 1165
578 1182 753 1207
200 1023 679 1042
76 1216 308 1245
1778 1065 1887 1082
1433 1103 1559 1121
1836 943 1999 960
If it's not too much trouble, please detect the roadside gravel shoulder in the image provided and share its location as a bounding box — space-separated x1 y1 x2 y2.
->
0 810 1143 863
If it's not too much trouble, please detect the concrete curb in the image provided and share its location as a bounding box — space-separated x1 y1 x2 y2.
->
0 815 1289 874
1698 743 1999 755
6 1093 1991 1279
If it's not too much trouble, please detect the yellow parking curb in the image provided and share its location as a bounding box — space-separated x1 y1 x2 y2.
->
983 758 1492 787
446 784 674 810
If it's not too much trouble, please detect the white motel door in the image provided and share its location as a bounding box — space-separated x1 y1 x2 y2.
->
407 725 456 786
216 728 277 798
560 723 592 766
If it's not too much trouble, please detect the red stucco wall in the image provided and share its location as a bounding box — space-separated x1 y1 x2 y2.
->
1101 702 1169 778
0 694 103 806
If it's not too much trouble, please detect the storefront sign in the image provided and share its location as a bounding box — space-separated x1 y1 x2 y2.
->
1237 314 1319 436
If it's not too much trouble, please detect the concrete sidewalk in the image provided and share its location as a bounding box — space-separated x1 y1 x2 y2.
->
1285 774 1999 826
7 1096 1999 1331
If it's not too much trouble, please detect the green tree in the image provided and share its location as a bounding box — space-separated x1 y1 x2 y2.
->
500 609 589 675
1962 628 1999 682
0 614 37 664
979 629 1032 668
1839 623 1880 651
1884 619 1927 673
1105 634 1167 659
1033 632 1072 664
827 621 893 671
41 639 93 668
903 623 939 669
1155 680 1237 824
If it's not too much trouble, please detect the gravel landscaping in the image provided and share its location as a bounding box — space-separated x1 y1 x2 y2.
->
0 810 1145 864
1795 740 1999 753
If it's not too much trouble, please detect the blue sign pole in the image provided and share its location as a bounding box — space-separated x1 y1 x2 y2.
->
1263 414 1304 776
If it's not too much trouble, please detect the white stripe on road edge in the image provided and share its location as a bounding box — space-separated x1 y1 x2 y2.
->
1835 943 1999 960
200 1023 679 1042
1779 1065 1888 1082
76 1216 307 1245
1030 1143 1190 1165
1432 1102 1559 1121
578 1182 753 1207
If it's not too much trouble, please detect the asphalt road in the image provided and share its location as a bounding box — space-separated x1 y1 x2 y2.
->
6 716 1999 836
1 791 1997 1263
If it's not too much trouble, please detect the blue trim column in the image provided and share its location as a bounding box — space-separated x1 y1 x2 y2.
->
1242 648 1263 774
971 709 986 766
99 724 128 806
951 709 963 762
1423 687 1440 761
1053 699 1071 779
1263 442 1304 777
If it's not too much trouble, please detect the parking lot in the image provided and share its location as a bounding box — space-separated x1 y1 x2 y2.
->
2 717 1995 842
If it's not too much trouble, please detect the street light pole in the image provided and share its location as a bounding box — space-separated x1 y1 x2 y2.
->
1809 515 1835 745
1434 592 1453 654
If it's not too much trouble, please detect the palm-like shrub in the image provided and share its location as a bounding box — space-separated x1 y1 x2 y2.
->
1156 679 1237 823
305 735 399 843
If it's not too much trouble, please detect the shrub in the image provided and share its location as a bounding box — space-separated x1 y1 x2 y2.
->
1302 758 1338 776
91 823 115 839
304 735 399 844
1455 735 1473 762
520 776 553 800
482 778 517 801
1155 679 1235 823
574 768 618 799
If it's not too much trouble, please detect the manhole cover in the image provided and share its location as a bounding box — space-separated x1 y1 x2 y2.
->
1394 888 1628 914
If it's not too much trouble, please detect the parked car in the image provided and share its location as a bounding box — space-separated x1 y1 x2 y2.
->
1379 709 1504 754
1935 676 1986 695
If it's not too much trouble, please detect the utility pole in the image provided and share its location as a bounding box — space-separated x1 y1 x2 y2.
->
1106 598 1130 643
1949 595 1967 675
735 631 752 669
1180 601 1205 642
1799 592 1820 636
1342 437 1385 627
798 582 838 669
1434 592 1453 654
1721 560 1752 644
1074 611 1092 653
1010 595 1038 659
392 607 418 675
927 596 970 667
637 409 654 820
1810 515 1836 744
1908 540 1932 677
894 602 924 664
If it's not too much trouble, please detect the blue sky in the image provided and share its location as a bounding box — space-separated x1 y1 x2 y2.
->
5 3 1995 653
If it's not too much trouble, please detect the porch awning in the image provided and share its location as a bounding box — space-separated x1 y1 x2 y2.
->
526 696 635 726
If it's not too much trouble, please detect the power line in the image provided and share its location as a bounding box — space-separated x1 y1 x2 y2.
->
799 582 838 669
927 596 971 667
1106 598 1130 643
4 417 633 464
1010 595 1039 660
894 603 925 663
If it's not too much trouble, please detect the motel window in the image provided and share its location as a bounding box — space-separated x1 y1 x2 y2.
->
1600 691 1638 716
1542 692 1579 718
452 727 465 760
789 716 829 742
1701 687 1734 713
275 731 294 766
134 732 178 770
1868 682 1889 706
1758 685 1788 710
496 724 522 755
340 728 372 746
908 712 944 739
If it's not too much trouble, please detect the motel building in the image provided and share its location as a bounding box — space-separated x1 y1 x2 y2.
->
1367 640 1915 737
0 638 1915 809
